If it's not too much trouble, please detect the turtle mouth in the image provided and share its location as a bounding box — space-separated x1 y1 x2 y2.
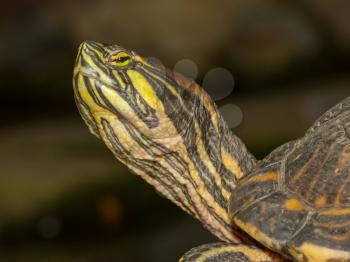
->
73 65 96 78
72 72 103 139
76 71 114 92
73 56 102 81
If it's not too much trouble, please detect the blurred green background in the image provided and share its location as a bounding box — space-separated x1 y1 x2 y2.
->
1 1 349 261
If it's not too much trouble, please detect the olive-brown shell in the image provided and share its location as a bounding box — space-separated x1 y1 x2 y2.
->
230 97 350 261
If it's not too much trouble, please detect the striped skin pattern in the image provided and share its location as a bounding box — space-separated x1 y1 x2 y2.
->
73 41 257 243
73 40 350 262
230 97 350 261
180 243 282 262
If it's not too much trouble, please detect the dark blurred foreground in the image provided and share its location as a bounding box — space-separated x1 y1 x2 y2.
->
1 1 350 261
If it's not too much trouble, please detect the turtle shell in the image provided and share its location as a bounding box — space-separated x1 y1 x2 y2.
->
230 97 350 261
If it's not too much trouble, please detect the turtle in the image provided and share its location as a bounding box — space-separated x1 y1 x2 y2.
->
72 40 350 262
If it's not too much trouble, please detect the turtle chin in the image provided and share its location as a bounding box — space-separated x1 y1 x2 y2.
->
73 72 107 139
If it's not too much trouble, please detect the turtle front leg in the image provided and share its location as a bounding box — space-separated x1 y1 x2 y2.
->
179 242 284 262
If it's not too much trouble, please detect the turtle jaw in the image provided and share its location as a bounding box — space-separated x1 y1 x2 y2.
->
72 41 109 139
72 41 131 139
72 72 102 139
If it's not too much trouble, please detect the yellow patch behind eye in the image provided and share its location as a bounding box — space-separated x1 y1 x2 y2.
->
110 51 131 67
126 70 161 110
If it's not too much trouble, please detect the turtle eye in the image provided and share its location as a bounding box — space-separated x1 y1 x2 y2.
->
109 51 132 67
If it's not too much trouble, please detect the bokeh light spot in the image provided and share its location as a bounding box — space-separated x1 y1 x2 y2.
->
202 68 234 101
219 103 243 129
147 56 166 74
174 59 198 80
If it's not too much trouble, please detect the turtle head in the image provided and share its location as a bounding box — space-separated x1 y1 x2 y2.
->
73 41 256 243
74 40 231 169
73 41 171 139
73 41 226 156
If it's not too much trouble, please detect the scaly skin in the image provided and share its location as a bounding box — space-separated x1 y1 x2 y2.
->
73 41 256 243
73 41 350 261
